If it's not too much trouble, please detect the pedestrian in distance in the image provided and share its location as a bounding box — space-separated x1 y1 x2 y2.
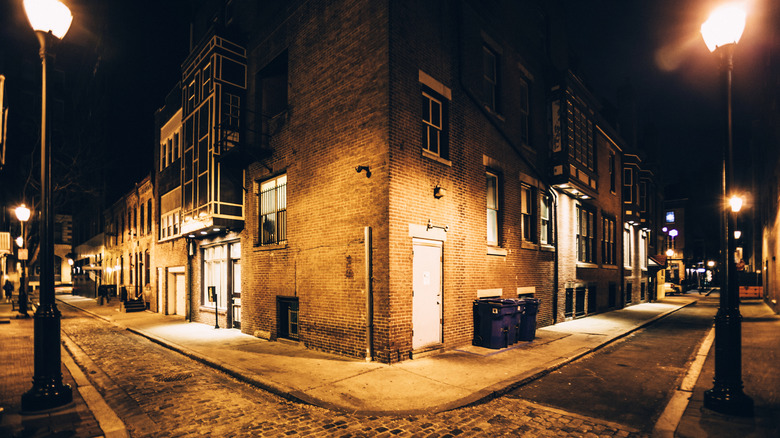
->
3 279 13 303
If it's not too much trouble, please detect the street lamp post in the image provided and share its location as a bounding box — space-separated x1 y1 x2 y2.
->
700 3 753 416
21 0 73 412
15 204 30 317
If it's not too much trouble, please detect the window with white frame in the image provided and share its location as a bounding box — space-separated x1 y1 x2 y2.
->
258 174 287 245
159 187 181 241
160 210 180 240
520 184 535 242
602 216 616 265
640 231 648 269
486 172 499 246
422 88 448 158
577 204 595 263
540 194 552 245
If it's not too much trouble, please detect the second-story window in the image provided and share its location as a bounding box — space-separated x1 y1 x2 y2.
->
567 100 594 170
609 152 616 193
520 184 535 242
519 78 529 144
259 174 287 245
623 168 634 203
482 46 499 113
602 216 616 265
486 172 499 246
140 204 145 236
422 88 448 158
540 194 552 245
577 204 595 263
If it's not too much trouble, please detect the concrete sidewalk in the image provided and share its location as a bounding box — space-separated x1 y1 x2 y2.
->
0 301 107 438
56 293 698 416
675 297 780 437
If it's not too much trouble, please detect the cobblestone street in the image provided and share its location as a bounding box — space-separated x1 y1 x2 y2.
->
61 306 643 437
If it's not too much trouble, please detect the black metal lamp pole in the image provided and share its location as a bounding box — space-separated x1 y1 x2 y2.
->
21 29 72 412
702 41 753 417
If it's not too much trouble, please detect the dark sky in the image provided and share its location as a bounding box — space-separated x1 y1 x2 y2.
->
3 0 772 248
562 0 774 255
0 0 190 204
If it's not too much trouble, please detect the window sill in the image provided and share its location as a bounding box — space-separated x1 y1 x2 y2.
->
602 264 619 270
157 235 182 244
540 244 555 252
254 243 288 251
199 305 227 314
487 246 507 256
483 105 505 122
520 241 538 251
576 262 598 269
421 149 452 166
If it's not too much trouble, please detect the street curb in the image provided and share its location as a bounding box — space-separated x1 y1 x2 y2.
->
59 338 129 438
56 299 324 410
452 298 699 414
58 297 699 416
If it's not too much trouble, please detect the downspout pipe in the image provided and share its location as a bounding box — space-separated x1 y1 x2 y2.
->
550 188 559 324
186 238 193 322
365 226 373 361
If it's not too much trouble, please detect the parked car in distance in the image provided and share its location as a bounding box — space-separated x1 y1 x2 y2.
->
663 282 682 295
54 283 73 294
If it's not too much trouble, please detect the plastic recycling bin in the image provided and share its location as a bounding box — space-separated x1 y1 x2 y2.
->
473 299 520 349
518 298 541 341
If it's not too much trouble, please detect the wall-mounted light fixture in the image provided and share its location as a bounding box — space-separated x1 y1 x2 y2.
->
355 165 371 178
434 186 446 199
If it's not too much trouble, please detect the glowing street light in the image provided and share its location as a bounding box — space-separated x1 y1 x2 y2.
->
21 0 73 412
14 204 30 317
729 195 744 212
700 2 753 417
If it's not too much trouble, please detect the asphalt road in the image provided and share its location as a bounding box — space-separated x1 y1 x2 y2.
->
508 293 718 433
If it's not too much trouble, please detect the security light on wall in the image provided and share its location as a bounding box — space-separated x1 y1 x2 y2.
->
355 165 371 178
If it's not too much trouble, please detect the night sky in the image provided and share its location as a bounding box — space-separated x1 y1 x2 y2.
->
0 0 190 204
563 0 774 257
2 0 773 254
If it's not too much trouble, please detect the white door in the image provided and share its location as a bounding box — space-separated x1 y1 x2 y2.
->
166 271 176 315
412 239 442 349
175 274 186 316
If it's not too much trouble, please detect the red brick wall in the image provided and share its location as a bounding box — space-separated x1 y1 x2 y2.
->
384 0 555 361
241 0 391 360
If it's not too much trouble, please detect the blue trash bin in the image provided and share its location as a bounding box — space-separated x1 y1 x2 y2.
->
518 298 541 341
473 299 519 349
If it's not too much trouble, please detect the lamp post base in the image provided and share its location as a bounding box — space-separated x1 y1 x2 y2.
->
704 385 753 417
21 378 72 413
20 303 72 412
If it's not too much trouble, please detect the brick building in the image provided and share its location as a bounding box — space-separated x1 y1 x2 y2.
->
102 176 154 304
550 72 627 320
123 0 664 363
